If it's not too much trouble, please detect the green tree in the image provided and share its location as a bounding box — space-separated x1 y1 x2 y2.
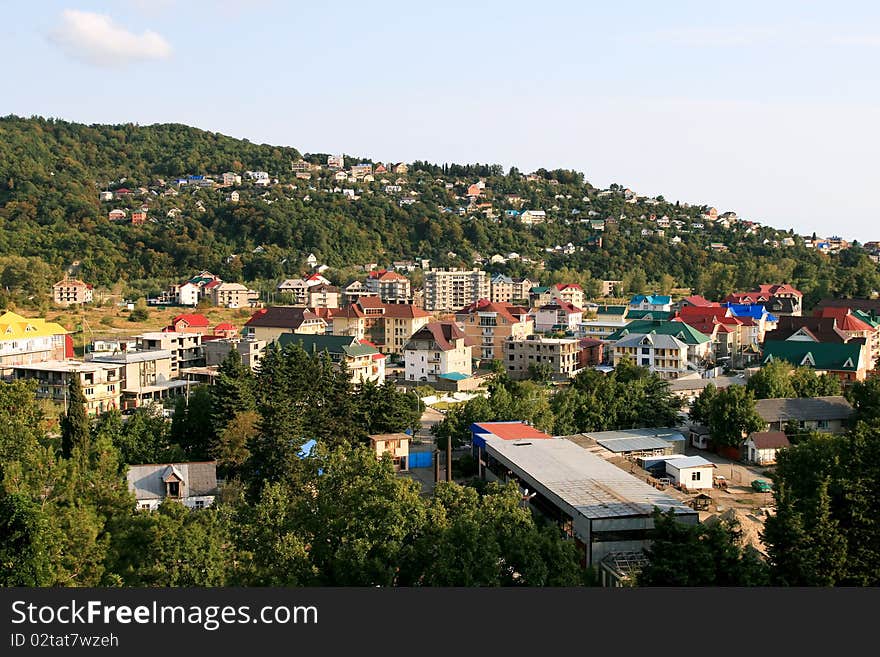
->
746 360 796 399
0 493 56 586
60 376 90 459
689 382 718 425
707 386 763 448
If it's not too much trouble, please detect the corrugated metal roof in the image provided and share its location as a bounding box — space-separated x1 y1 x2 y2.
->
484 436 694 519
583 428 686 453
664 456 716 470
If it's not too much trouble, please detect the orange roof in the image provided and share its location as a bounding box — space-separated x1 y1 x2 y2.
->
816 307 874 332
214 322 236 331
473 422 553 441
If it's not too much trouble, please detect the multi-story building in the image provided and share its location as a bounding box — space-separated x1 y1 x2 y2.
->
423 268 489 312
350 163 373 179
490 275 538 304
305 284 340 309
0 311 70 378
365 270 412 304
342 280 378 305
403 322 473 382
88 349 186 410
13 360 124 416
612 332 690 379
136 332 205 374
455 299 533 364
53 278 93 306
327 154 345 169
504 335 582 380
203 338 267 371
211 282 260 308
725 284 803 317
533 299 583 333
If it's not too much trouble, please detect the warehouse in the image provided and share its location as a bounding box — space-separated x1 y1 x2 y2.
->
481 435 698 583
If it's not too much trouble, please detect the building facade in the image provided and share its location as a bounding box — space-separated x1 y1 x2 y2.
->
423 268 489 312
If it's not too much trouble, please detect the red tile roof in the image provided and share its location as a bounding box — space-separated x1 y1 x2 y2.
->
682 295 716 307
814 307 874 332
748 431 791 449
172 313 210 327
456 299 529 323
214 322 236 331
409 321 467 351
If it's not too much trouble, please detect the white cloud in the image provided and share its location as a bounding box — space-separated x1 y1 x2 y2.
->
48 10 172 67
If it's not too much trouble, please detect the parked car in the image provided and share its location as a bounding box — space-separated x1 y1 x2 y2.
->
751 479 773 492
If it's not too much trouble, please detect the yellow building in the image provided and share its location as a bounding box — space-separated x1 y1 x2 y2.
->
0 311 70 378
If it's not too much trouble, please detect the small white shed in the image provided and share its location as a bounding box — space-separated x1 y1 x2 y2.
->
665 456 716 491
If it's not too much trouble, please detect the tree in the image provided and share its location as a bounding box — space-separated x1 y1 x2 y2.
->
638 509 769 586
0 493 56 586
170 386 215 460
212 349 256 433
790 367 841 398
60 376 90 459
689 382 718 426
527 362 554 383
746 360 796 399
707 386 763 448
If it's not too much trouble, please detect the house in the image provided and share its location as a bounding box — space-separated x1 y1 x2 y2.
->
350 163 373 179
306 283 341 309
607 320 713 367
177 281 201 307
612 332 690 379
761 341 867 384
343 280 378 305
227 190 240 203
353 297 432 355
277 278 313 305
551 284 586 308
13 360 124 416
534 299 583 333
725 284 803 317
211 282 260 308
127 461 218 511
754 396 855 433
278 333 385 385
478 434 697 580
664 456 716 491
0 311 70 378
722 303 778 345
99 191 114 202
131 210 147 225
520 210 547 225
168 313 210 334
243 306 328 342
577 337 604 368
327 154 345 169
53 278 94 307
213 322 238 339
369 433 410 471
455 299 534 363
504 335 582 380
676 306 745 361
629 295 672 313
594 305 629 322
404 322 473 382
743 431 790 466
108 209 127 221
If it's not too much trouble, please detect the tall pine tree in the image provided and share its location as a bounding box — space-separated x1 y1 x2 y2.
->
60 376 90 459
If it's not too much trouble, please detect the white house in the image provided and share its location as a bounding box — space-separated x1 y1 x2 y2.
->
126 461 218 511
664 456 716 491
177 282 200 307
743 431 791 466
534 299 583 333
404 322 473 382
521 210 547 225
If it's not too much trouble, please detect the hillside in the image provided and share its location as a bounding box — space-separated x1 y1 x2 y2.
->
1 115 877 309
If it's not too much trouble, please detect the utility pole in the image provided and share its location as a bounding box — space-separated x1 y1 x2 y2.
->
446 435 452 482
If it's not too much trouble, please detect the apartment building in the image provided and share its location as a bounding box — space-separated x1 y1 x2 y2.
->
0 311 70 378
612 332 690 379
136 332 205 374
455 299 534 363
490 275 538 304
13 360 124 416
423 268 489 312
53 278 94 306
504 335 582 380
211 282 260 308
365 270 412 304
403 322 473 382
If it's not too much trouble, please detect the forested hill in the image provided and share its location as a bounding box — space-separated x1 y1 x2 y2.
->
1 114 877 309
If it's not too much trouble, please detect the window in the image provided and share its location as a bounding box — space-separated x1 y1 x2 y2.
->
85 388 94 395
194 500 205 509
691 471 701 481
817 420 830 430
167 481 180 497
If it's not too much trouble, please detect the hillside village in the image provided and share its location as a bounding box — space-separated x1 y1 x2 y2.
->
3 118 880 588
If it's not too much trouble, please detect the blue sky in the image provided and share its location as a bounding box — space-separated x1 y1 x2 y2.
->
3 1 880 241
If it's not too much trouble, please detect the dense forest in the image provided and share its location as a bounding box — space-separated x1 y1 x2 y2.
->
1 115 878 310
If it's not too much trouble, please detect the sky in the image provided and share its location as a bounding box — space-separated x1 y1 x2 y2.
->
3 1 880 241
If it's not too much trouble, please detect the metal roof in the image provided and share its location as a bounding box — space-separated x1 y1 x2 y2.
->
664 456 716 470
754 396 854 422
483 436 694 520
584 428 686 453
